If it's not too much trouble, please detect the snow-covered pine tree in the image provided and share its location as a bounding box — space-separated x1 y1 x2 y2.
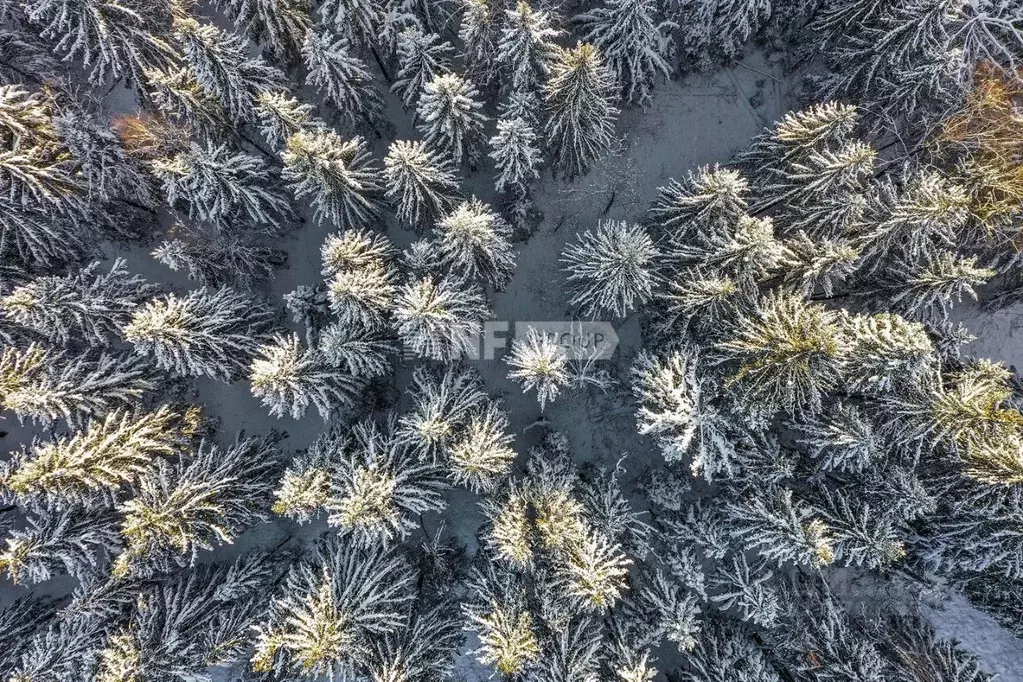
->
717 291 848 416
94 552 282 681
841 311 936 395
318 322 397 378
255 91 318 148
672 0 772 68
392 0 454 37
393 273 489 360
0 597 57 677
321 228 399 328
325 261 397 331
302 28 386 130
544 43 620 179
0 505 119 584
476 610 541 677
9 613 109 682
892 614 996 680
481 485 535 567
558 531 632 610
152 228 285 287
658 502 731 581
780 232 859 298
631 350 739 479
374 1 422 55
285 283 330 345
794 0 881 48
561 220 659 318
658 522 718 592
789 589 994 681
392 27 455 110
435 197 517 289
282 130 384 229
142 66 229 141
612 645 657 682
403 237 444 275
490 115 543 197
397 364 488 459
579 465 653 557
633 569 702 650
252 534 414 677
0 345 158 426
0 84 57 148
447 402 516 492
249 332 362 421
463 567 540 675
574 0 674 105
506 327 570 410
498 0 562 93
707 555 781 627
671 213 787 286
535 617 603 682
215 0 311 62
500 88 542 125
761 140 876 220
900 359 1021 466
790 401 882 473
51 101 156 207
417 73 488 166
858 170 970 267
4 603 106 681
173 16 285 122
5 5 1023 672
808 0 966 130
150 142 291 228
123 286 277 382
322 226 396 276
728 489 836 570
318 0 384 47
0 96 86 222
272 439 335 524
921 472 1023 589
811 486 906 569
648 164 749 242
768 580 891 679
887 251 994 321
384 139 461 229
325 416 448 544
521 447 589 555
27 0 177 86
961 566 1023 640
0 259 158 347
113 432 281 577
739 101 858 183
2 405 194 509
0 197 91 271
366 602 464 682
459 0 502 85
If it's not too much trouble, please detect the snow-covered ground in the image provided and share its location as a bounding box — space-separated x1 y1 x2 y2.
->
925 592 1023 678
958 303 1023 371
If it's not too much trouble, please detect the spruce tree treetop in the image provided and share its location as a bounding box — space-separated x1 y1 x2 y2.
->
574 0 674 105
544 42 620 179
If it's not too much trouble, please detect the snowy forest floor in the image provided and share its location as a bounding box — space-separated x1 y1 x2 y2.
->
4 49 1023 677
